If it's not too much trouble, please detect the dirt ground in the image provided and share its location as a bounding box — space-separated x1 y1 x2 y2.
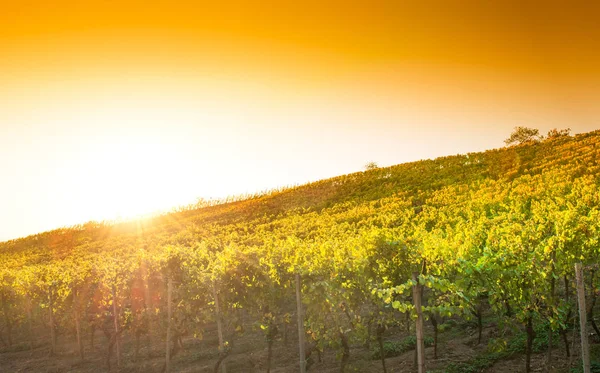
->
0 319 592 373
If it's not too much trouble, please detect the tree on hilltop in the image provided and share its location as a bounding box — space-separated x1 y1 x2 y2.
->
504 127 541 146
364 161 379 170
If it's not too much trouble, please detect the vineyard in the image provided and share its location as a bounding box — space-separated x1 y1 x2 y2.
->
1 130 600 373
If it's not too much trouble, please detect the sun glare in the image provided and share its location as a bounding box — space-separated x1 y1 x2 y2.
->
41 88 241 225
83 140 187 220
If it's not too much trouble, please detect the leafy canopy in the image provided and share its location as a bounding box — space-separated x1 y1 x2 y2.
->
504 127 541 146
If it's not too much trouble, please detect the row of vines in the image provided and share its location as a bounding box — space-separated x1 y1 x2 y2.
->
1 133 600 372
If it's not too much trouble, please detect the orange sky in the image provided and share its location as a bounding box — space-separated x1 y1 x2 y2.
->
1 1 599 241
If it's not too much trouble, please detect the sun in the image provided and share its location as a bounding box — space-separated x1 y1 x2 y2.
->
80 138 192 221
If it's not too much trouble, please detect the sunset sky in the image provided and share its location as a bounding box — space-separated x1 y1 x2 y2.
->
1 1 599 241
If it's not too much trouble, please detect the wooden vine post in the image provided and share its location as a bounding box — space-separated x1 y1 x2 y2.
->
49 285 57 356
1 291 13 348
412 272 425 373
166 275 172 373
143 261 154 358
25 294 34 350
575 263 590 373
74 287 84 360
112 284 121 368
213 282 227 373
295 273 306 373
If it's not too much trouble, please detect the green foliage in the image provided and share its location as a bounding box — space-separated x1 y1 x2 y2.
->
486 321 552 355
1 129 600 372
371 336 434 359
570 361 600 373
445 333 526 373
446 322 559 373
445 351 505 373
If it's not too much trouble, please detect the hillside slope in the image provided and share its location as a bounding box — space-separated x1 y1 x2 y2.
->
0 130 599 373
2 130 598 254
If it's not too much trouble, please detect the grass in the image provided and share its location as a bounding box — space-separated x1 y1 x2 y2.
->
441 321 555 373
371 335 435 360
570 361 600 373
